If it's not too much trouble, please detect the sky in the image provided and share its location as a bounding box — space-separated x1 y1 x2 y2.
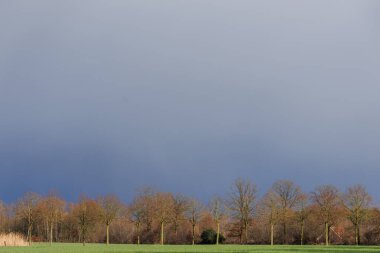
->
1 1 380 203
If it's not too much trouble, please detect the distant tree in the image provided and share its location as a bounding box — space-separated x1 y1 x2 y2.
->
129 198 144 245
39 193 65 245
4 181 380 245
186 198 203 245
227 178 257 244
362 207 380 244
210 196 224 245
129 188 157 244
0 200 7 232
271 180 301 244
294 193 310 245
153 192 174 245
311 185 340 246
15 192 41 245
98 194 123 246
172 194 188 239
138 188 155 235
73 196 100 246
59 205 78 242
342 185 372 245
261 190 281 246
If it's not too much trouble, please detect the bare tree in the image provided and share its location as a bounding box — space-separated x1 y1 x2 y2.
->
294 193 310 245
342 185 372 245
73 196 100 246
271 180 301 244
98 194 123 246
227 178 257 244
129 188 157 244
16 192 41 245
154 192 174 245
172 194 188 240
39 193 65 246
210 196 224 245
0 200 7 233
4 181 380 245
261 190 281 246
138 188 155 235
311 185 340 246
186 198 203 245
129 198 144 245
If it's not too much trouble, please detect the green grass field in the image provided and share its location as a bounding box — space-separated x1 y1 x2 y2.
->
1 244 380 253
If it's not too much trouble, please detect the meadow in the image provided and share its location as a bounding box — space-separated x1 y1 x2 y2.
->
1 244 380 253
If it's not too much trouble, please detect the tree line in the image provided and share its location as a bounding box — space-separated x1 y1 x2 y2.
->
0 179 379 246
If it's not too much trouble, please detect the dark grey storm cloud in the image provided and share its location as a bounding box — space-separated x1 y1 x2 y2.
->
1 1 380 202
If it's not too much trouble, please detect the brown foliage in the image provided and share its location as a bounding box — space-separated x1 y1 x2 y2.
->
1 180 379 245
72 196 101 245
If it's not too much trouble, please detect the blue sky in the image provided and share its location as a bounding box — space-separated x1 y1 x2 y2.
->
1 1 380 203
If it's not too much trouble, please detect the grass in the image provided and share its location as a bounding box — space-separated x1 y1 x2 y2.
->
1 244 380 253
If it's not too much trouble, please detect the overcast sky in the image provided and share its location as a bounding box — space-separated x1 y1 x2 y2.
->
1 1 380 203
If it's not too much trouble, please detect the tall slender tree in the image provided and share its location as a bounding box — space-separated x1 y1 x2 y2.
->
210 196 224 245
172 194 188 240
271 180 301 244
154 192 174 245
73 196 100 246
186 198 203 245
39 193 65 246
261 190 281 246
227 178 257 244
98 194 122 246
311 185 340 246
0 200 7 233
129 198 144 245
294 193 310 245
138 188 155 236
342 185 371 245
16 192 41 245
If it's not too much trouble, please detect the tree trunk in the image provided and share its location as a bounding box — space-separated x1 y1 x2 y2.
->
82 230 86 246
137 224 140 245
50 222 53 246
28 225 32 246
239 226 243 244
174 222 178 238
216 222 220 245
355 224 359 245
146 220 152 232
300 220 304 246
192 224 195 245
55 221 59 242
28 211 32 246
325 222 329 246
270 223 274 246
283 222 287 244
46 221 49 242
106 224 110 246
160 222 164 245
245 223 248 244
